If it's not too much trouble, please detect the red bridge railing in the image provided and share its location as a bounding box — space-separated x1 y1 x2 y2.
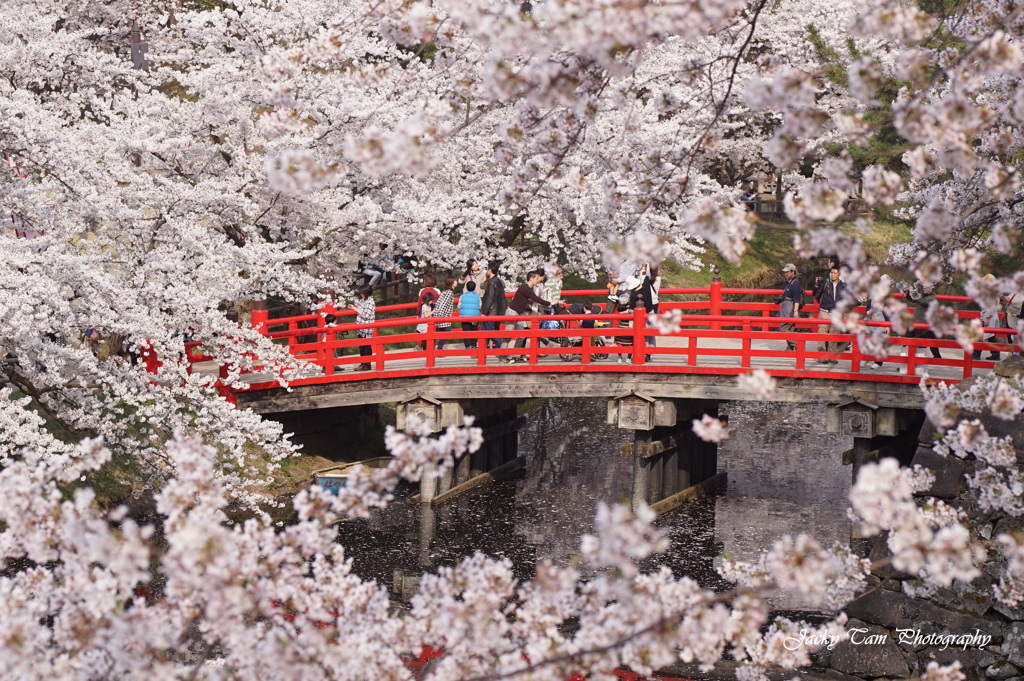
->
178 286 1017 399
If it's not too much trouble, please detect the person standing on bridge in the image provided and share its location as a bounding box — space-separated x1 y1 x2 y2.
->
353 285 375 371
417 272 440 312
907 282 942 364
434 276 457 350
480 261 506 349
502 270 552 363
416 292 435 350
458 280 481 349
1002 291 1021 357
813 265 847 364
778 263 802 352
460 259 487 296
614 299 634 362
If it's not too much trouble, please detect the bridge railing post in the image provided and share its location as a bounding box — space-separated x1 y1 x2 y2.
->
315 316 332 376
963 346 974 380
850 330 861 373
373 328 385 372
251 308 269 334
632 307 645 364
218 362 236 405
709 276 722 330
794 316 806 371
425 320 436 369
287 320 297 349
741 321 751 368
140 341 161 375
476 320 488 366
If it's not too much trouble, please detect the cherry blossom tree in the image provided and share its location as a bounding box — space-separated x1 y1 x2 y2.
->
1 0 1024 680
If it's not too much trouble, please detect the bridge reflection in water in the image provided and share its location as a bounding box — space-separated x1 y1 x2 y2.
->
342 398 874 614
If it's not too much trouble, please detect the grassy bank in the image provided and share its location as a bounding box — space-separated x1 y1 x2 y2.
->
660 219 913 291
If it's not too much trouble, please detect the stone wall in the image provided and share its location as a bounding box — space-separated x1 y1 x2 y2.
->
820 358 1024 681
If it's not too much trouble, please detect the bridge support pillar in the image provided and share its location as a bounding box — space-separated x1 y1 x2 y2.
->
827 400 923 554
400 398 524 504
609 395 721 514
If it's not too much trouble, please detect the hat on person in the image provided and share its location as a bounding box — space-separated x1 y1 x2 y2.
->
623 275 643 291
781 263 797 273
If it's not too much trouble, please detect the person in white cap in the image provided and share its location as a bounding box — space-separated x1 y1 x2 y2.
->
779 263 801 351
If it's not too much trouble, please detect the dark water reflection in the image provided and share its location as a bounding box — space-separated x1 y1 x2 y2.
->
338 398 850 608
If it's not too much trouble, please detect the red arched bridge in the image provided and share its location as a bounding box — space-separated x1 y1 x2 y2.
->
181 283 1017 412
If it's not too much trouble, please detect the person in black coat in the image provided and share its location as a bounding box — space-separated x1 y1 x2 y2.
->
813 266 848 362
480 261 506 349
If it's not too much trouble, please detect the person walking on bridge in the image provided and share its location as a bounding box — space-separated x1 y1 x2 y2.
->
480 261 506 349
813 265 847 363
778 263 802 351
907 282 942 364
501 270 551 363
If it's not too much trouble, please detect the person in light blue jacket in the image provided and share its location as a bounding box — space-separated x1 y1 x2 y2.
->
458 280 482 349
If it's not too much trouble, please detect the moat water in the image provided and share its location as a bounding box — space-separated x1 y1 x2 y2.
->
337 398 856 610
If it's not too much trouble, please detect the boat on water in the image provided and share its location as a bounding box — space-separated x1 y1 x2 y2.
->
313 457 393 494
